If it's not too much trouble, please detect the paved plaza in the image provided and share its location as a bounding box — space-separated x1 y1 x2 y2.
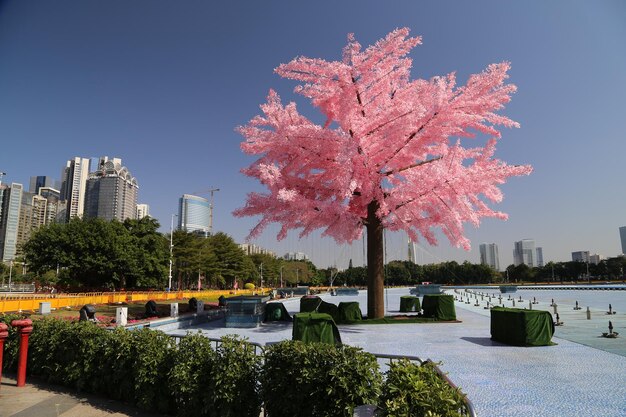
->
2 287 625 417
166 288 626 417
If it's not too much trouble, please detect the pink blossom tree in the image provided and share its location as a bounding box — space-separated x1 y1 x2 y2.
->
235 28 532 318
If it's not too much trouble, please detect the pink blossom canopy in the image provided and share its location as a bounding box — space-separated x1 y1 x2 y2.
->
235 28 532 250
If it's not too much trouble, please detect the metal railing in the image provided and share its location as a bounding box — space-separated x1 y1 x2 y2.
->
0 283 35 293
373 352 477 417
167 334 476 417
0 289 258 314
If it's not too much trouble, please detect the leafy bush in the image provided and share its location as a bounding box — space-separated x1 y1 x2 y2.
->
131 328 175 413
244 282 255 290
27 318 175 412
210 335 262 417
0 313 25 372
28 318 107 388
169 333 218 416
379 359 467 417
262 340 381 417
92 327 137 402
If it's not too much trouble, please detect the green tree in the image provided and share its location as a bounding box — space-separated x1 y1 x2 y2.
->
208 232 248 288
23 217 168 289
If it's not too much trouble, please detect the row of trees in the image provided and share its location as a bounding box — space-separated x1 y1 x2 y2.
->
505 257 626 283
10 217 626 291
330 260 499 287
14 217 322 291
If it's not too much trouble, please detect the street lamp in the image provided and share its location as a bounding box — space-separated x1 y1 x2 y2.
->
259 263 263 289
168 214 177 291
280 265 284 288
8 259 13 292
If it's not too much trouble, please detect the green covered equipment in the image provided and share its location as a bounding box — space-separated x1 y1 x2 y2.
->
399 295 421 312
292 312 342 345
337 302 363 323
300 296 323 313
490 307 555 346
421 294 456 321
264 302 292 322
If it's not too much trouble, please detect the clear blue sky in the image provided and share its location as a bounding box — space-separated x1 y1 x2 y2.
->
1 1 625 269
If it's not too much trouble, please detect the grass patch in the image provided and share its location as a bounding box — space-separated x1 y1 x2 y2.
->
343 316 456 325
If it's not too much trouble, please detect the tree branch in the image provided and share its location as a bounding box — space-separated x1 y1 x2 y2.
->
382 156 442 176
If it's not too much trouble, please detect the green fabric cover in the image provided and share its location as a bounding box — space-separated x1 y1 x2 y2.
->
490 307 555 346
264 302 292 322
399 296 421 312
300 296 322 313
337 302 363 323
421 294 456 321
292 312 342 345
317 300 340 322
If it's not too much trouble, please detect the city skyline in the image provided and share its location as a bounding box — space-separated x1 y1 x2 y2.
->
1 1 625 268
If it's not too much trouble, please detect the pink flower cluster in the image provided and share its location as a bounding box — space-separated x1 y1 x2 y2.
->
235 28 531 250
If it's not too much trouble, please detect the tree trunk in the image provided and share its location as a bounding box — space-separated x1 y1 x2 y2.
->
366 200 385 319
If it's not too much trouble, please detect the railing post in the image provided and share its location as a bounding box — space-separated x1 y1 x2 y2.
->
11 319 33 387
0 322 8 388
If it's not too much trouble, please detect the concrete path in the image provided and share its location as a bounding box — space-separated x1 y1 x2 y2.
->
0 375 165 417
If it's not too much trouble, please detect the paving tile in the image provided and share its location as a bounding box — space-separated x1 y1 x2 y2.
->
166 287 626 417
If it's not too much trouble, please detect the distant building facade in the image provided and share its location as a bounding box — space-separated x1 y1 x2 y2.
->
620 226 626 254
84 157 139 222
239 243 276 257
572 251 590 263
60 157 90 222
29 176 55 194
178 194 210 236
513 239 536 267
0 183 23 262
284 252 309 261
136 203 150 219
479 243 500 271
536 247 544 267
589 254 602 265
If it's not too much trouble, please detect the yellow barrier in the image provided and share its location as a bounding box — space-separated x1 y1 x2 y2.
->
0 289 258 314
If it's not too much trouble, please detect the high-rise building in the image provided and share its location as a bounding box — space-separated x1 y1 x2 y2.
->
60 157 90 222
620 226 626 254
84 157 139 222
408 239 416 264
572 251 590 263
136 203 150 219
29 176 55 194
536 247 544 267
239 243 276 257
513 239 536 267
284 252 309 261
479 243 500 271
38 187 62 225
178 194 211 236
0 183 23 262
589 254 602 265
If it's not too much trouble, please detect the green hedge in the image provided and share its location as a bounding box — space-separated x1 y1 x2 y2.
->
379 359 467 417
0 313 24 372
2 318 468 417
261 340 382 417
10 318 261 417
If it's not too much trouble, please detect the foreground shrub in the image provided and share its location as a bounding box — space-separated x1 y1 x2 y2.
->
0 313 25 372
131 328 175 413
28 318 107 389
210 335 262 417
92 327 137 402
379 359 467 417
169 333 218 416
262 340 381 417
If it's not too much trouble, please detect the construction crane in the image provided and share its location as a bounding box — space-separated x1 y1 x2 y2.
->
189 187 220 235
